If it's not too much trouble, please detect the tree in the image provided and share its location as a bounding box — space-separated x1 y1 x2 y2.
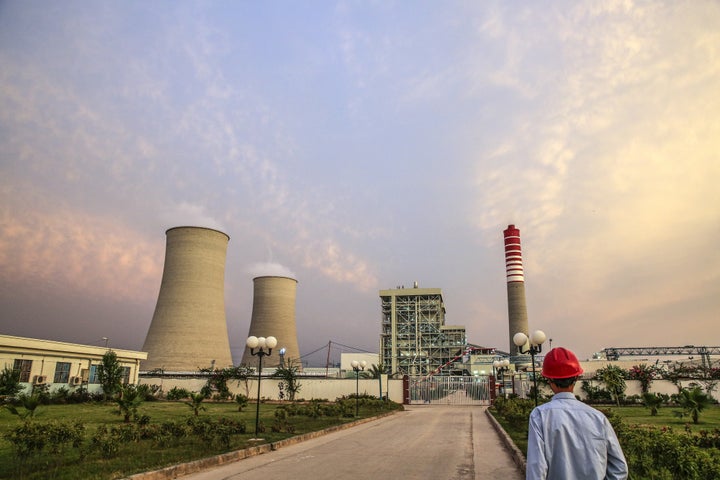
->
274 360 302 401
642 392 664 416
676 387 711 424
3 393 41 419
115 385 143 422
628 364 657 394
367 363 387 379
0 366 22 396
235 393 249 412
596 365 627 406
185 392 206 416
97 350 124 400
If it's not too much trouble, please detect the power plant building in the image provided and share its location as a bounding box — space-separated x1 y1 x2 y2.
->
141 226 233 372
380 284 466 376
241 276 301 370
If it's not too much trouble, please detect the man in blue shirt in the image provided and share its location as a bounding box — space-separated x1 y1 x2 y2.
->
526 347 628 480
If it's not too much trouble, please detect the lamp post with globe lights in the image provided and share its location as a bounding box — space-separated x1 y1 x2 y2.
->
279 347 286 368
246 335 277 439
513 330 547 406
493 358 511 398
351 360 367 417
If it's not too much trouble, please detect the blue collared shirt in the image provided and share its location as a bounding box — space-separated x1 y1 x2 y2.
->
526 392 628 480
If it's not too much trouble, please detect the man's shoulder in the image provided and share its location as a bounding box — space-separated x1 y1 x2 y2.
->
536 395 606 415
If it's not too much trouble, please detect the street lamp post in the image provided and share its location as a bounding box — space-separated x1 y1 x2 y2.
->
351 360 367 417
492 358 511 398
513 330 547 406
246 335 277 440
279 347 286 368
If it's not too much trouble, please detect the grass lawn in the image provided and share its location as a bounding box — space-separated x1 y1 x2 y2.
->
0 399 397 480
606 404 720 432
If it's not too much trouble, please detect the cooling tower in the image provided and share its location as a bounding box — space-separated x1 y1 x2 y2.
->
241 276 301 370
504 224 529 354
141 226 233 371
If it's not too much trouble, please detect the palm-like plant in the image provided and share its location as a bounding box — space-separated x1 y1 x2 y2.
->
115 385 143 423
185 392 206 417
642 392 663 416
3 393 41 419
367 363 387 379
677 387 711 424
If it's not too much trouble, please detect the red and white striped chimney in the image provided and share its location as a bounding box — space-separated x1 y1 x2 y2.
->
503 225 529 354
504 225 524 283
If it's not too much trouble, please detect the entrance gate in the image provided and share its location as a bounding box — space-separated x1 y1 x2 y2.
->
405 375 493 405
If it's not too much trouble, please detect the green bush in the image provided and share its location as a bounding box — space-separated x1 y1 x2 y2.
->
492 397 720 480
166 387 191 400
0 367 22 396
8 420 84 458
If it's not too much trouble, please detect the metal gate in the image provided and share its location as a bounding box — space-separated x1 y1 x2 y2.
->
406 375 492 405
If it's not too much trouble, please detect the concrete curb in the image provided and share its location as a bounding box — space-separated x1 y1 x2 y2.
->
485 408 527 475
124 411 398 480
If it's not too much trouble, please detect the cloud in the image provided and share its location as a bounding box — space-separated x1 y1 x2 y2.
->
0 189 163 303
159 202 226 233
245 262 297 280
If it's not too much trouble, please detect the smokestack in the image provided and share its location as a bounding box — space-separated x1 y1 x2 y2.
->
241 276 301 370
141 226 233 371
504 224 529 354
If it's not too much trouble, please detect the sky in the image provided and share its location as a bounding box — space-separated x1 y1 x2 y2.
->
1 1 718 366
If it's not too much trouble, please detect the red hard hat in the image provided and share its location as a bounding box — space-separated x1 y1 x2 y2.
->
542 347 584 379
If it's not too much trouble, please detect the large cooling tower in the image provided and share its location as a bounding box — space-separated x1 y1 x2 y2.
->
141 226 233 371
241 276 301 370
504 224 530 354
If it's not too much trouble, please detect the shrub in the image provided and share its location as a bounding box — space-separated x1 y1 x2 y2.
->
8 420 84 459
0 367 22 396
166 387 191 400
272 407 295 433
581 380 613 404
235 393 249 411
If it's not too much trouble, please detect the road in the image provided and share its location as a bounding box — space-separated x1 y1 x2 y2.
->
178 405 523 480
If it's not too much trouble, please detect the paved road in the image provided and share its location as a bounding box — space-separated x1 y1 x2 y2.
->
179 406 523 480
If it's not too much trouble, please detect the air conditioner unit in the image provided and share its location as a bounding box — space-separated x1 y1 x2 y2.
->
33 375 47 385
70 376 82 386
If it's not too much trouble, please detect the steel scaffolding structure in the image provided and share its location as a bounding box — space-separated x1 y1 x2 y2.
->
603 346 720 367
380 285 466 376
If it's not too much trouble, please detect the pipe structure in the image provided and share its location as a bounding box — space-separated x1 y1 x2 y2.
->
141 226 233 371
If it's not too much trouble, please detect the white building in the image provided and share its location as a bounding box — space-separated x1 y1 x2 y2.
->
0 334 147 394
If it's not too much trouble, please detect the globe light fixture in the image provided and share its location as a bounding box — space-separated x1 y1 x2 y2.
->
351 360 367 417
493 358 511 398
514 329 547 406
247 335 277 439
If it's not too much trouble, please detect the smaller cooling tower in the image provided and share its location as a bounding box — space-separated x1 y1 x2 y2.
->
141 226 233 372
241 276 301 370
504 224 530 355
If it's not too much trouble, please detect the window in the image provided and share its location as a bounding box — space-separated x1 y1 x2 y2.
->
89 365 99 384
13 359 32 382
121 367 131 385
53 362 71 384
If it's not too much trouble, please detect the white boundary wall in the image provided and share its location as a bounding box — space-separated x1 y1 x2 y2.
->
140 375 405 403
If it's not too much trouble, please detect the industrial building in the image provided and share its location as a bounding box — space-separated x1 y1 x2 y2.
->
380 283 467 376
